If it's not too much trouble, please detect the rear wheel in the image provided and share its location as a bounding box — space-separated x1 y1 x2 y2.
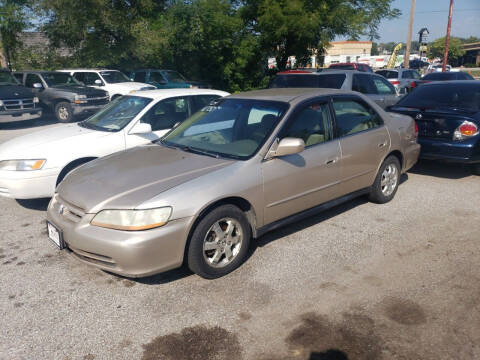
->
369 156 401 204
54 101 73 123
187 205 251 279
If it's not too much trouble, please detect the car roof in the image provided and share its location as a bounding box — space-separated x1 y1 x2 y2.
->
421 80 478 86
129 88 229 100
277 69 362 76
13 70 65 74
228 88 356 104
60 69 121 72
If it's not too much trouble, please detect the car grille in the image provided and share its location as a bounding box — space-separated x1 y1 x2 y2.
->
56 196 86 223
2 98 36 110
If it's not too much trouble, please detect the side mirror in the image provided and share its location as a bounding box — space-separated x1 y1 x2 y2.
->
94 79 103 86
33 83 43 89
270 137 305 158
130 122 152 135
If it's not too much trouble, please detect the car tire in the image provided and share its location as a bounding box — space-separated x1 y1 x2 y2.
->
471 164 480 176
187 204 251 279
369 155 401 204
54 101 73 123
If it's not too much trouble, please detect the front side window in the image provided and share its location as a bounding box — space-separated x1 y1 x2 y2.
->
134 72 147 83
333 98 383 137
141 96 190 131
352 74 376 94
161 71 186 83
25 74 43 88
42 72 79 87
99 71 130 84
149 72 166 83
80 96 152 131
373 77 396 95
281 102 333 147
162 99 288 159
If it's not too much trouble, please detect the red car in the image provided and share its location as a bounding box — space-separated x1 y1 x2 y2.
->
329 62 373 73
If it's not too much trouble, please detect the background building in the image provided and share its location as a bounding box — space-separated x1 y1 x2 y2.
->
323 41 373 66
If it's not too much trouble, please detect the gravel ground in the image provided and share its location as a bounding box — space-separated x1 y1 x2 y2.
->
1 119 480 360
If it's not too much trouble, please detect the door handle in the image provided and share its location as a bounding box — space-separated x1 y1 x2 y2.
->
326 158 337 165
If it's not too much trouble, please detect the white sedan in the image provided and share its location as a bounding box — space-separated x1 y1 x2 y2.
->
0 88 229 199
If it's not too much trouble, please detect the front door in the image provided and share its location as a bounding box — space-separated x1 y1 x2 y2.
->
331 96 390 196
262 100 341 226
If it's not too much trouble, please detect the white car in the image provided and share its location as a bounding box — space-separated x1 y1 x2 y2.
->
59 69 156 100
0 89 229 199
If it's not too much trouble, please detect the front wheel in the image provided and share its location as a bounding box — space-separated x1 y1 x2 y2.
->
54 101 73 123
187 205 251 279
369 156 401 204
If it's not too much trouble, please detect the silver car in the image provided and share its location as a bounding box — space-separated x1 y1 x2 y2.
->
269 70 400 109
375 69 422 94
46 88 420 279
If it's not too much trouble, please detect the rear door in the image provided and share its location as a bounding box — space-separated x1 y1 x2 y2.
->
351 73 385 106
331 96 390 195
371 75 398 107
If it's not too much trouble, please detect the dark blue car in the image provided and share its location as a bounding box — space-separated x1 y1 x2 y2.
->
387 81 480 175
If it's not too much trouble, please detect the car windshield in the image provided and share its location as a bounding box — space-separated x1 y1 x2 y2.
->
42 72 79 86
395 83 480 112
100 71 130 84
162 71 186 83
0 71 20 85
269 74 345 89
161 98 289 159
376 70 398 79
80 96 152 131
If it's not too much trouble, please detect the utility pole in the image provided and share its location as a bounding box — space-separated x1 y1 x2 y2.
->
404 0 416 69
442 0 454 72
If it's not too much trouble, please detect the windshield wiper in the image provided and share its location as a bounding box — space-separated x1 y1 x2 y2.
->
179 145 220 159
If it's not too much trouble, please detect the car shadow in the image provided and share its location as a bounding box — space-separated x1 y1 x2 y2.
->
16 198 50 211
409 159 472 179
0 114 58 130
310 350 349 360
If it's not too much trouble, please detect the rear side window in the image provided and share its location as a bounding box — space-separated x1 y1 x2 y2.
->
191 95 221 113
376 70 398 79
332 98 383 137
372 77 396 95
352 74 376 94
316 74 346 89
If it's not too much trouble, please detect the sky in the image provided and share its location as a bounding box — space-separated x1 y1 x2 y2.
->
372 0 480 43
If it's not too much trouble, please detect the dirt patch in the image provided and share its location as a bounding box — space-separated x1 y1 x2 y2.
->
83 354 95 360
285 312 382 360
383 298 427 326
142 325 242 360
363 276 383 287
238 312 252 321
123 280 136 288
16 261 25 266
14 302 24 308
375 218 387 223
21 223 30 227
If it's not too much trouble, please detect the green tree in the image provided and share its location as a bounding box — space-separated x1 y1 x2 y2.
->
428 37 466 64
0 0 31 68
241 0 400 70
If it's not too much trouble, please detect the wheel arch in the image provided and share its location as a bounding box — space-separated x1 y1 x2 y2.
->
56 157 97 186
182 196 258 263
386 149 404 171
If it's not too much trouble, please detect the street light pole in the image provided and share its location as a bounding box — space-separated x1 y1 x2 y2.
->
404 0 416 69
442 0 454 72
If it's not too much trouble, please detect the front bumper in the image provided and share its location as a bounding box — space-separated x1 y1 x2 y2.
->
72 102 108 117
0 168 59 199
0 108 42 123
46 195 194 277
418 137 480 164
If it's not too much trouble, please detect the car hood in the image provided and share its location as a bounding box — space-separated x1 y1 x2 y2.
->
0 124 109 162
57 145 235 213
50 85 107 97
108 82 154 91
0 84 34 99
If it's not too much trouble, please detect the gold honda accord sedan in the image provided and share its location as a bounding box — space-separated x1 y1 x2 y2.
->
46 88 420 279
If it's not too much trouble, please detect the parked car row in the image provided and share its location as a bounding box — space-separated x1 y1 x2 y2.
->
0 66 479 281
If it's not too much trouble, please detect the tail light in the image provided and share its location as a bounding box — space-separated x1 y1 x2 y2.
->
453 121 478 141
410 81 416 88
390 80 400 85
414 122 419 138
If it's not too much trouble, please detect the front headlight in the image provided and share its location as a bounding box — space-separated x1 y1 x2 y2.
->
74 94 87 104
0 159 46 171
91 207 172 231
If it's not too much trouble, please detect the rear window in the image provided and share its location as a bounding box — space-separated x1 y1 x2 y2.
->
269 74 345 89
396 83 480 111
376 70 398 79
